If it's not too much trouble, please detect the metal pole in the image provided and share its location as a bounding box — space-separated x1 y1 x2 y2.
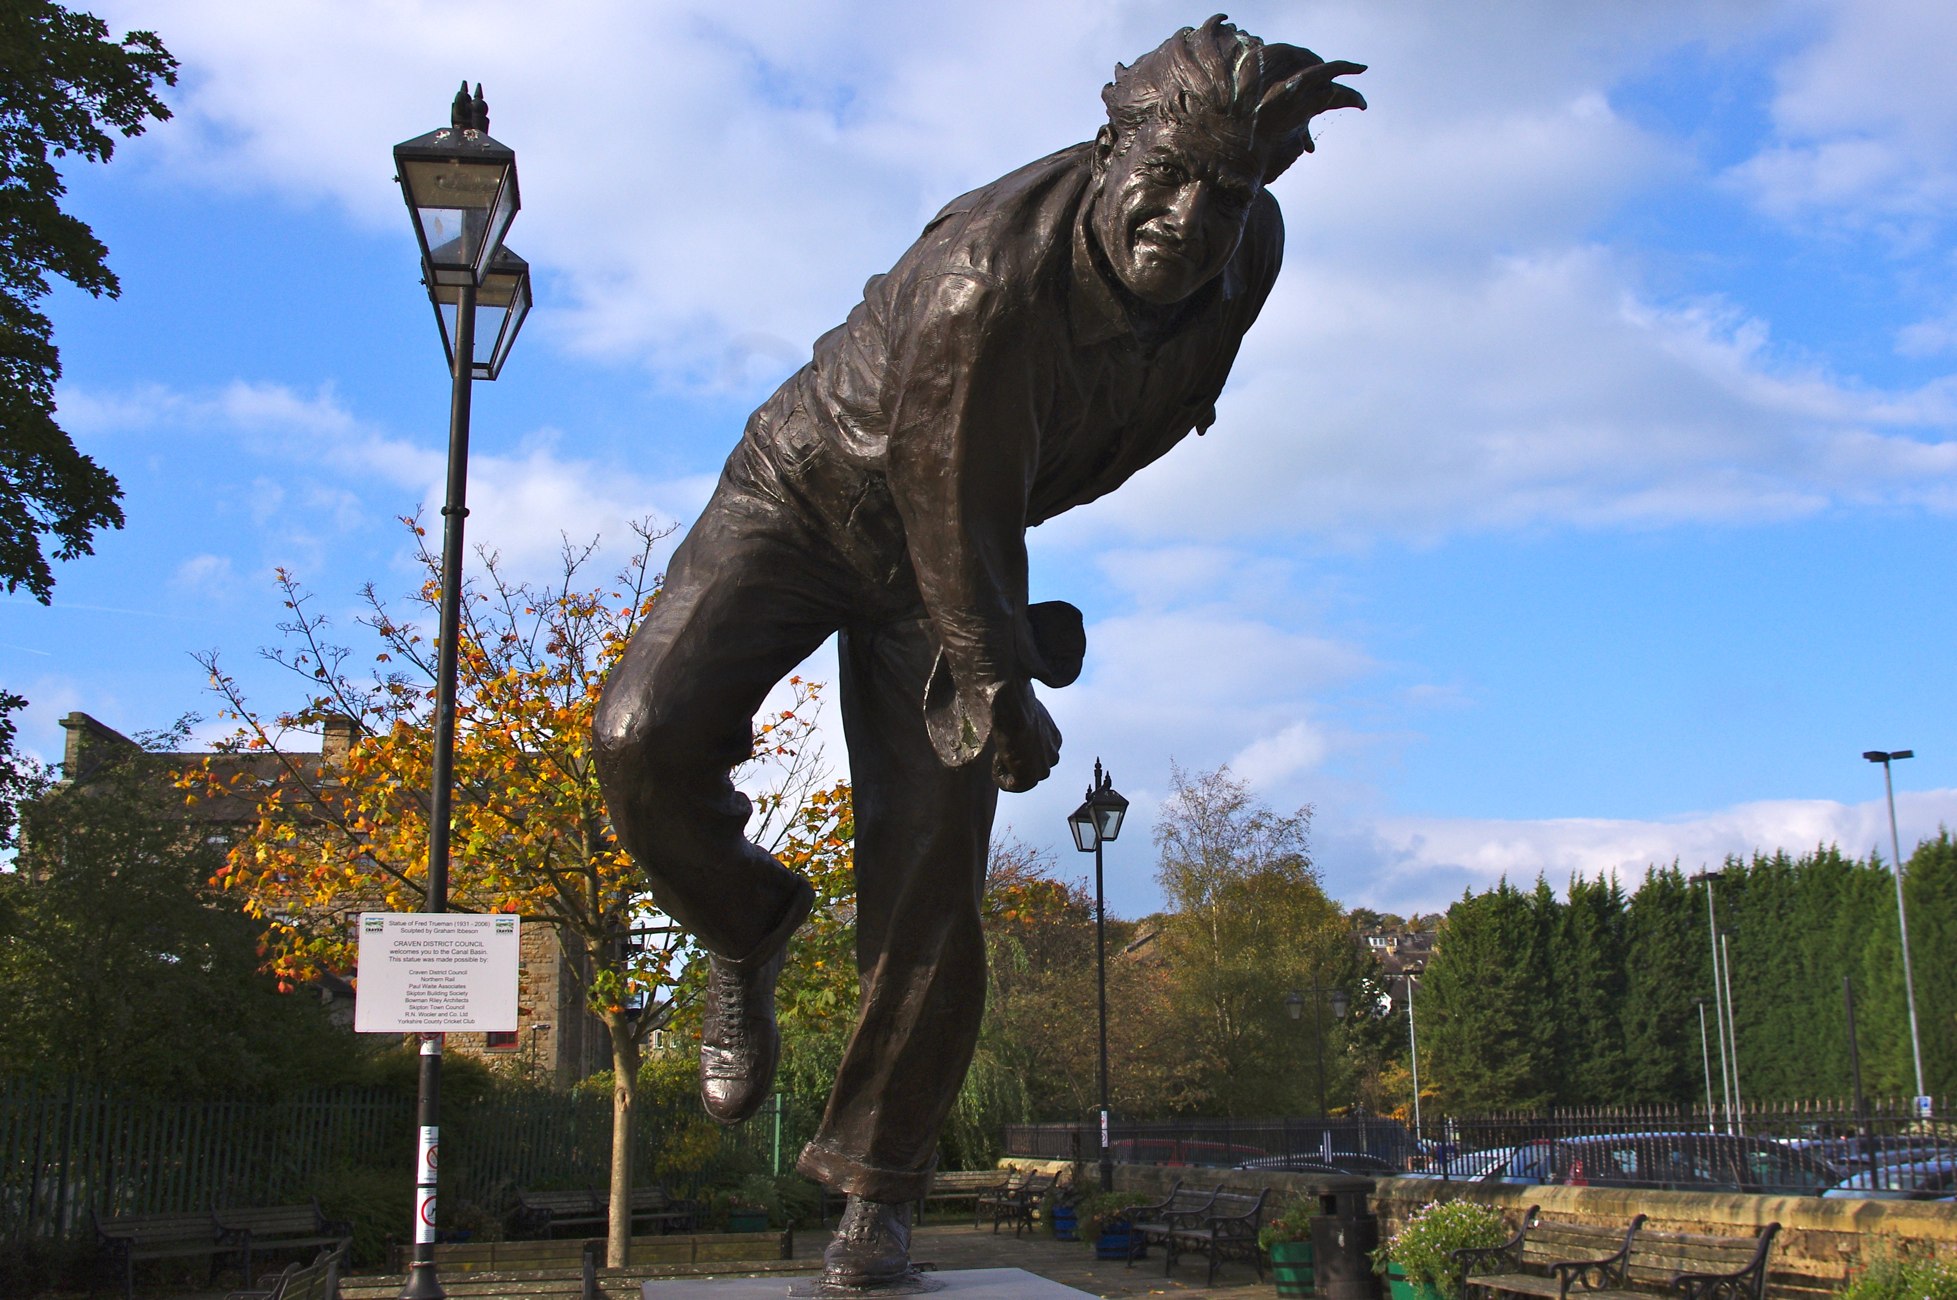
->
1312 973 1327 1118
1696 1000 1716 1134
1698 875 1734 1134
1844 976 1869 1162
399 277 475 1300
1721 932 1744 1137
1407 973 1423 1147
1879 759 1928 1100
1095 828 1112 1194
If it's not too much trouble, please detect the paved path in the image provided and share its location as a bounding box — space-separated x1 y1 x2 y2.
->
112 1219 1276 1299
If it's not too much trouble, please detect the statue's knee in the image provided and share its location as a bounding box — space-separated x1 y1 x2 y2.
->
593 691 658 778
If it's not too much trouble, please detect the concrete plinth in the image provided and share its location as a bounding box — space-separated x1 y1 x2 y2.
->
644 1268 1094 1298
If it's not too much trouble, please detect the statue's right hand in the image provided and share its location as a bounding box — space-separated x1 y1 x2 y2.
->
990 679 1060 793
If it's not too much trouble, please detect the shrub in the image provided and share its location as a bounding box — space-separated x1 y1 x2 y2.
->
1840 1249 1957 1300
314 1163 413 1269
1374 1200 1509 1300
1259 1196 1317 1251
1076 1190 1152 1240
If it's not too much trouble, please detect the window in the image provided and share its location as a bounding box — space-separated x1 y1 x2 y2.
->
485 1031 519 1050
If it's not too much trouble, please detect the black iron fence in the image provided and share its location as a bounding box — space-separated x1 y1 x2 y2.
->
0 1077 813 1243
1004 1098 1955 1197
1003 1115 1415 1172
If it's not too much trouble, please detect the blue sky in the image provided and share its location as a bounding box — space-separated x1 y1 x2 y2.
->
8 0 1957 918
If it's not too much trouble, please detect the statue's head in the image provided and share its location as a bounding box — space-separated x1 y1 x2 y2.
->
1090 14 1365 306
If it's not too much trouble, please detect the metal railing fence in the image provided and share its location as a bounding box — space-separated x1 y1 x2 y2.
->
1006 1098 1954 1195
0 1077 814 1242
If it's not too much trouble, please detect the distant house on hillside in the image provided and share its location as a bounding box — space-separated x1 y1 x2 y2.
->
57 711 611 1086
1359 927 1433 1012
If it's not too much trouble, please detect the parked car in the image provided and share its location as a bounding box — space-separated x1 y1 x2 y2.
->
1822 1158 1957 1201
1234 1151 1397 1176
1400 1147 1517 1182
1484 1133 1839 1195
1232 1155 1348 1176
1108 1137 1270 1167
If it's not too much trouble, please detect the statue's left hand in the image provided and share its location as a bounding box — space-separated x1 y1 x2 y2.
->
991 679 1061 792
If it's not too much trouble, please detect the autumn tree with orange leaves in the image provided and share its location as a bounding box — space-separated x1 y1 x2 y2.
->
182 517 841 1264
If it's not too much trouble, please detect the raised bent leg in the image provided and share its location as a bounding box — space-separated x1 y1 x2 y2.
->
591 483 839 963
797 614 998 1203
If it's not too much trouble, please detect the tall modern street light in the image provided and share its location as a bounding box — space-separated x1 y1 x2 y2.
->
1284 978 1350 1118
1863 748 1926 1104
392 82 527 1300
1694 998 1716 1134
1405 970 1423 1143
1068 759 1129 1193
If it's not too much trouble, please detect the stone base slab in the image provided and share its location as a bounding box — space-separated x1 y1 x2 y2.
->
645 1267 1093 1298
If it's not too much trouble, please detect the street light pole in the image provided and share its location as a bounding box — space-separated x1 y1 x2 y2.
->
1069 761 1128 1193
1694 998 1715 1134
1406 972 1423 1145
1720 931 1744 1137
390 86 525 1300
1689 870 1734 1134
1286 979 1350 1130
1864 749 1926 1103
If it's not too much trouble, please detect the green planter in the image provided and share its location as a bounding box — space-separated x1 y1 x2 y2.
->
1269 1239 1313 1298
1385 1262 1443 1300
726 1207 770 1233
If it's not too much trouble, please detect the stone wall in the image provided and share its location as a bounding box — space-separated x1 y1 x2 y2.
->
1371 1176 1957 1299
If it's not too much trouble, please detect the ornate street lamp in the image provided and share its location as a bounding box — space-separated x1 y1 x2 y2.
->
391 82 524 1300
428 245 531 381
1068 759 1127 1192
393 82 519 288
1285 977 1349 1118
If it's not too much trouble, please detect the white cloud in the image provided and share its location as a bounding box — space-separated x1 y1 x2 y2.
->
1329 788 1957 914
1728 0 1957 234
1065 247 1957 546
58 377 703 574
170 553 236 599
89 0 1957 545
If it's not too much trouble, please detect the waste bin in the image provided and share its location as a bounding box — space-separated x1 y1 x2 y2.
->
1310 1185 1379 1300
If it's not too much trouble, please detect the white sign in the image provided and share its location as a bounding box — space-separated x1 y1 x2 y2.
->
1917 1095 1935 1120
354 913 519 1033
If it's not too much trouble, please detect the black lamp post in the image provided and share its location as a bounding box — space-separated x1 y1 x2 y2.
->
391 82 524 1300
1068 759 1128 1192
1285 977 1349 1118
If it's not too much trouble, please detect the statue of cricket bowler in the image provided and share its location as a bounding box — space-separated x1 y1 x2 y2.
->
595 16 1364 1289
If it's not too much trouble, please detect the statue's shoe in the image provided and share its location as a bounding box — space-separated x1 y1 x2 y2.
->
821 1196 913 1289
699 884 813 1125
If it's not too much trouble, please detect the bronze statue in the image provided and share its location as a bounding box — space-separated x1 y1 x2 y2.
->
594 16 1363 1289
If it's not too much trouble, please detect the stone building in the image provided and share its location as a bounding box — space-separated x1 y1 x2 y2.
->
57 710 610 1086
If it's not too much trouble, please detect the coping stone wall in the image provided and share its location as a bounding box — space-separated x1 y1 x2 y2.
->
1372 1176 1957 1299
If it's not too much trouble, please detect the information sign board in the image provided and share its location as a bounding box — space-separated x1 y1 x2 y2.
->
354 913 520 1033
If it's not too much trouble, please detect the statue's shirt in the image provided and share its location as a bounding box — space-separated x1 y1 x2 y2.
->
738 140 1283 720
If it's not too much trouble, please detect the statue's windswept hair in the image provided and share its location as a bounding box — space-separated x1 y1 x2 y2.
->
1102 14 1366 181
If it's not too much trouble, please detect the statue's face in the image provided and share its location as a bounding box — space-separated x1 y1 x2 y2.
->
1090 115 1263 306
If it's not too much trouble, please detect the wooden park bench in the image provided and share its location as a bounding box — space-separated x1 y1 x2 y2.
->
975 1169 1054 1235
918 1169 1009 1220
214 1200 354 1282
1459 1208 1781 1300
221 1244 346 1300
90 1208 233 1300
511 1186 701 1239
1125 1180 1211 1267
1160 1185 1269 1286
